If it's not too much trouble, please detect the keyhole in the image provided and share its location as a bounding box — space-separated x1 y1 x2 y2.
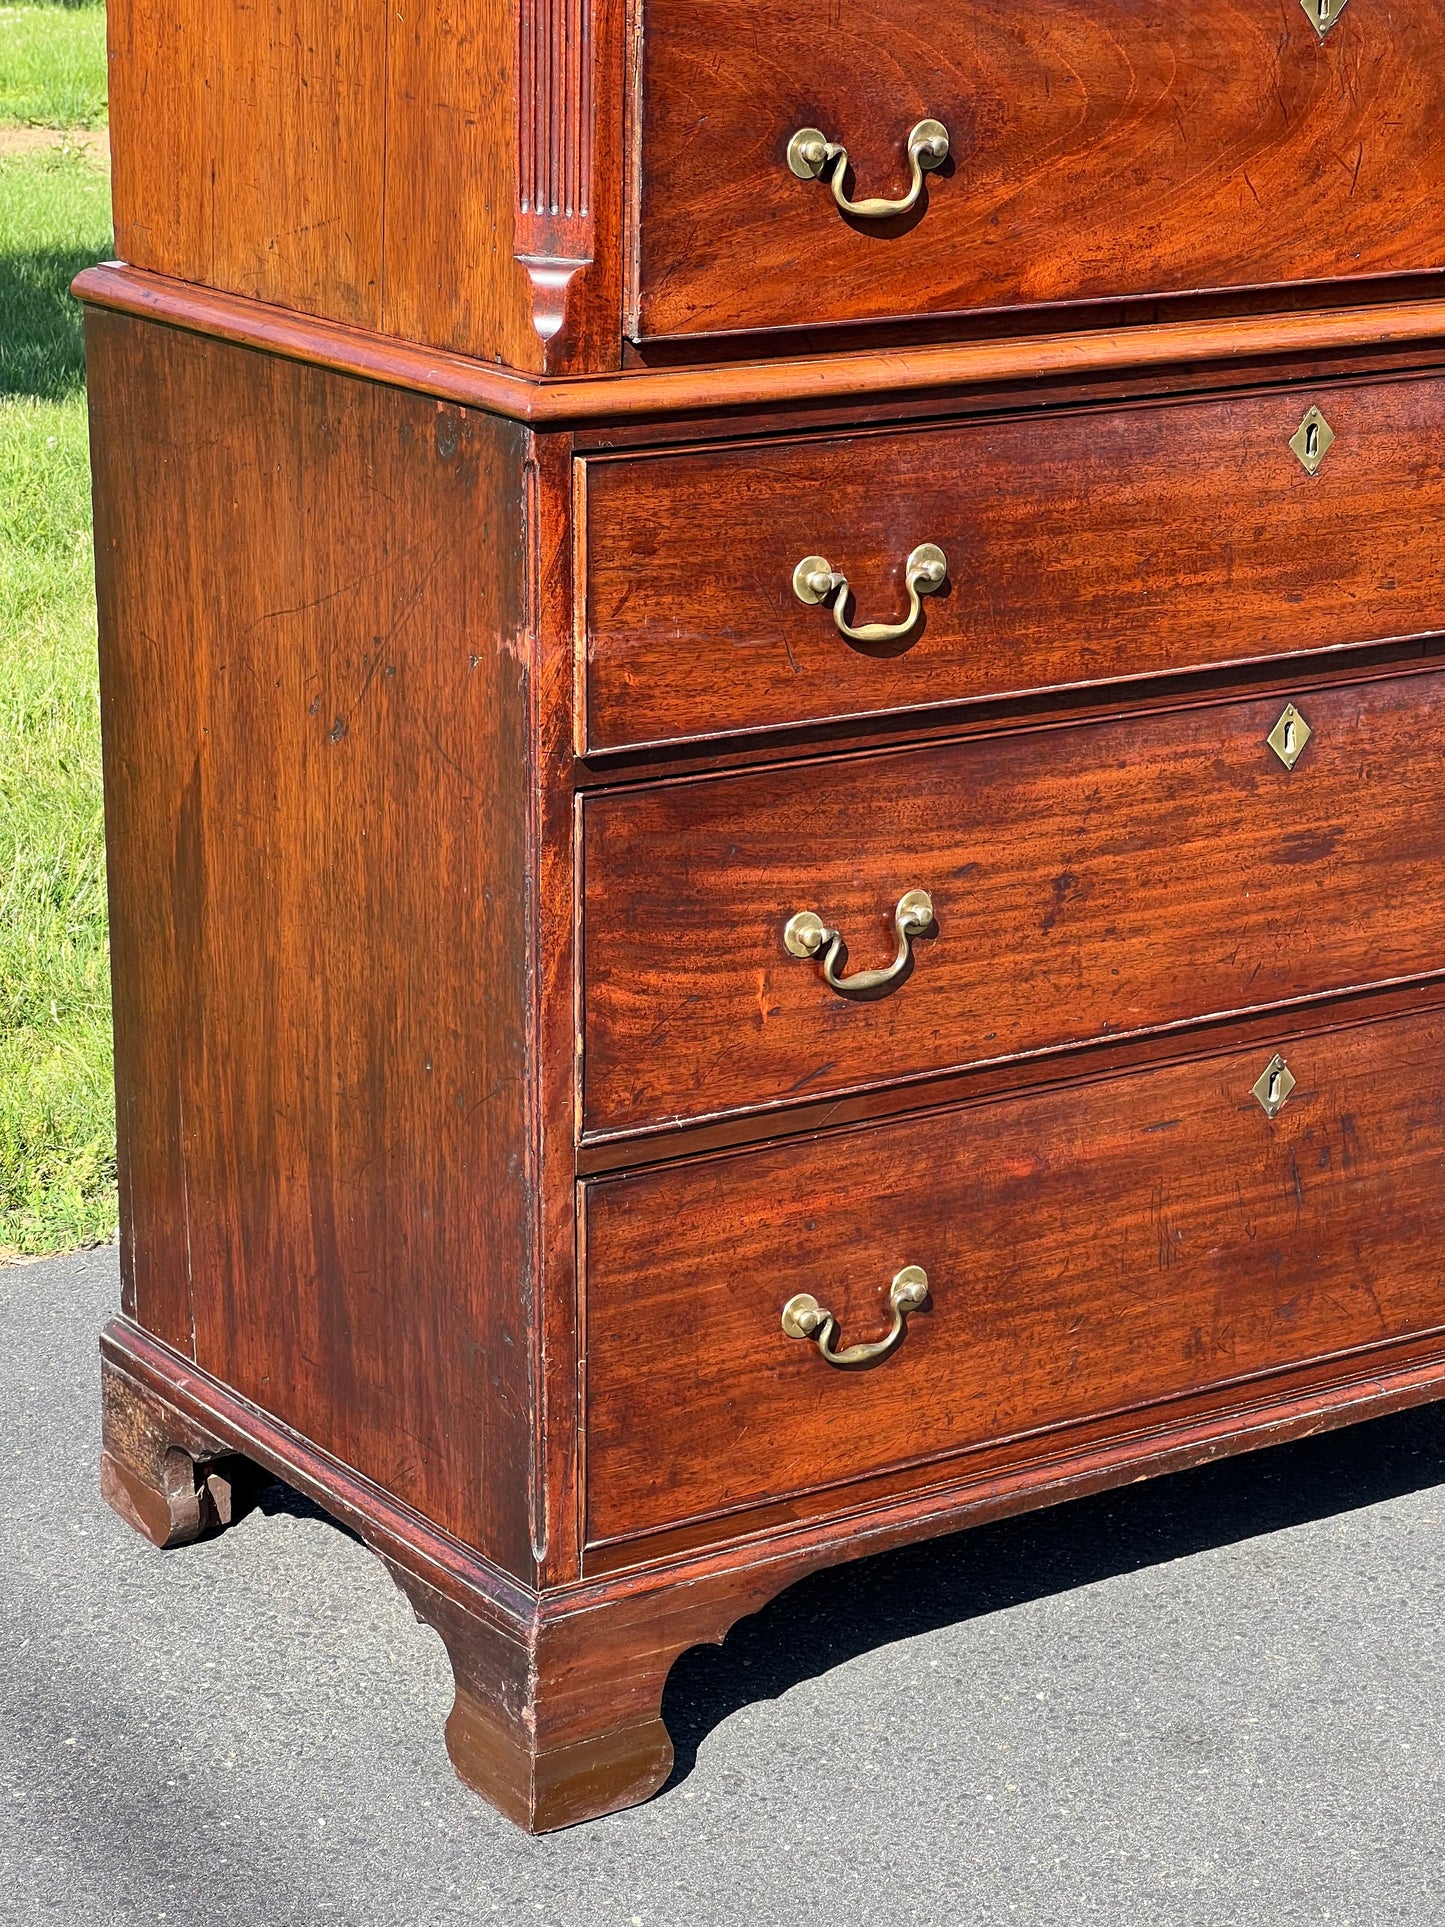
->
1283 717 1297 755
1268 1067 1283 1108
1316 0 1329 22
1304 421 1319 461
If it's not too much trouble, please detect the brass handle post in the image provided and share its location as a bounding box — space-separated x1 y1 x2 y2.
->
782 1266 929 1367
793 543 947 644
784 888 933 995
787 119 949 219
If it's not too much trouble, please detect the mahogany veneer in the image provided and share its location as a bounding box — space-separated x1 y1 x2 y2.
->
88 0 1445 1836
582 669 1445 1135
580 375 1445 751
103 0 1445 365
634 0 1445 340
586 1003 1445 1545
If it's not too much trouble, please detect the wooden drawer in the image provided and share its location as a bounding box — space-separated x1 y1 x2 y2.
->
580 376 1445 754
633 0 1445 341
582 669 1445 1137
584 1004 1445 1547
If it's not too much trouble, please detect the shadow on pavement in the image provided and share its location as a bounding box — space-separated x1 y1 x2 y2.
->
241 1389 1445 1797
658 1397 1445 1788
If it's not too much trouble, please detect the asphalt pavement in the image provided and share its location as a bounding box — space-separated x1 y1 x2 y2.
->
3 1245 1444 1925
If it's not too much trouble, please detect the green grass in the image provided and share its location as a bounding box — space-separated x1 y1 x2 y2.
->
1 144 115 1252
0 3 108 132
0 144 109 396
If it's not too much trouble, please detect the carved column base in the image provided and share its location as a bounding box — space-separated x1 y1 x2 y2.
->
517 253 591 360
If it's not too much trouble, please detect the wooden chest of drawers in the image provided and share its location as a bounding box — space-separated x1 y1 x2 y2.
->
90 0 1445 1833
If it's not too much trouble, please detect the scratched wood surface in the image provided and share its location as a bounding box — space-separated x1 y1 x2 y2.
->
585 1004 1445 1540
582 669 1445 1136
87 311 538 1571
635 0 1445 339
106 0 388 328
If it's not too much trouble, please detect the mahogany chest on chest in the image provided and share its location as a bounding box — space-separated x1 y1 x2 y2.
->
89 0 1445 1829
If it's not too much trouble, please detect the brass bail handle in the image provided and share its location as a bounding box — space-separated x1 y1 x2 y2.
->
787 118 950 219
785 888 934 995
793 543 947 644
782 1266 929 1367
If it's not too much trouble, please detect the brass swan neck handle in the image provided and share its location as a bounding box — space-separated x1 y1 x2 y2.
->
793 543 947 645
782 1267 929 1367
787 119 950 219
784 889 934 995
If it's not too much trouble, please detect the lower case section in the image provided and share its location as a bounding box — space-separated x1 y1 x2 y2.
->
100 1313 1445 1831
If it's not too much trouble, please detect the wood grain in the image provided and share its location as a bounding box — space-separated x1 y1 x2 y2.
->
87 310 538 1573
379 0 626 371
582 669 1445 1136
574 976 1445 1176
585 1004 1445 1542
100 1351 238 1548
107 0 388 328
581 373 1445 751
379 0 533 362
89 0 1445 1824
635 0 1445 339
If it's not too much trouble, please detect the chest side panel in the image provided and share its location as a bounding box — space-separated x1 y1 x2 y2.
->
87 313 538 1573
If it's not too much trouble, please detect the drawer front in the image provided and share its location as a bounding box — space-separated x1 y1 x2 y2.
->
634 0 1445 340
585 1006 1445 1545
581 378 1445 754
582 670 1445 1136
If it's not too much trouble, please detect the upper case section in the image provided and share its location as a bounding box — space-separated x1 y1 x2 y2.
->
105 0 626 375
633 0 1445 342
106 0 1445 374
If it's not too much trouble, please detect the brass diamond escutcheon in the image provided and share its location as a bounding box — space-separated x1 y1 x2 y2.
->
1289 405 1336 474
1267 702 1312 771
1301 0 1349 34
1252 1054 1297 1119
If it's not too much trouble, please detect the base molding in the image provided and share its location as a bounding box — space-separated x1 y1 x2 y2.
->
99 1316 1445 1828
100 1320 776 1829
